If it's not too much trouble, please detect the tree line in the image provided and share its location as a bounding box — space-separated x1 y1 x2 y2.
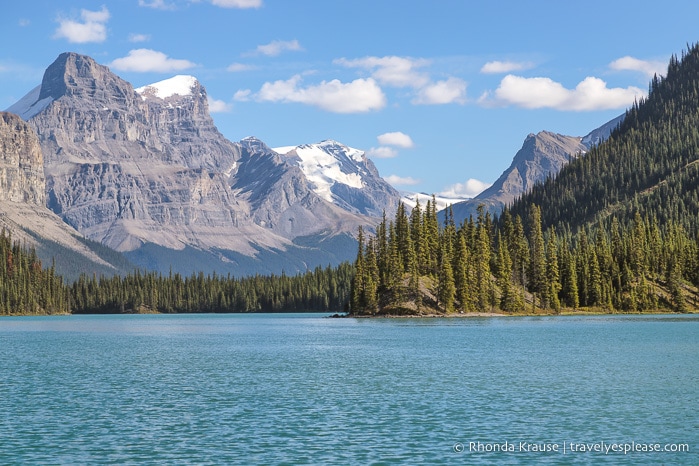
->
0 228 352 315
350 199 698 315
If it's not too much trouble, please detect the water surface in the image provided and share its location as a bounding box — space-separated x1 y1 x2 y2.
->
1 314 697 464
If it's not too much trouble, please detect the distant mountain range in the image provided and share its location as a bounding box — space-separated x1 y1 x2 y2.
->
5 52 402 276
2 51 623 278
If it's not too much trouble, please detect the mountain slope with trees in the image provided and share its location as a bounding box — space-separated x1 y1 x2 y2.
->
350 44 699 316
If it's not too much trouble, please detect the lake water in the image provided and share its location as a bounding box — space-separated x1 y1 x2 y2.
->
1 313 697 465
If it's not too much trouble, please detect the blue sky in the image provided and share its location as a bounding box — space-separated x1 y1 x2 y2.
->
1 0 697 198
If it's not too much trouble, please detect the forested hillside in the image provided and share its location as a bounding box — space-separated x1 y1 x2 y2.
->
350 44 699 316
0 228 352 315
509 44 699 234
0 229 68 314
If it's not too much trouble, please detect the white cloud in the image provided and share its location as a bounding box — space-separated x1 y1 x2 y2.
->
413 77 467 105
251 39 302 57
385 175 420 186
109 49 197 72
609 56 666 77
227 62 256 72
208 97 232 112
210 0 262 7
481 60 534 74
335 56 430 88
366 147 398 159
439 179 491 198
19 19 30 27
377 131 414 148
481 74 645 111
233 89 252 101
254 74 386 113
337 55 467 105
53 6 109 43
129 33 150 43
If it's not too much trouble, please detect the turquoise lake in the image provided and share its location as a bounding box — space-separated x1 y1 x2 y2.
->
1 313 697 465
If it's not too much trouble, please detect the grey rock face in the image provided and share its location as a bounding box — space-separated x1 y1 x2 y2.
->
233 138 370 239
0 111 123 277
274 140 401 219
21 52 274 254
448 114 624 223
449 131 587 222
0 112 45 204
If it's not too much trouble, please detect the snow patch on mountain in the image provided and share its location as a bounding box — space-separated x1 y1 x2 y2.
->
5 85 54 120
274 140 366 203
401 192 470 212
135 75 199 100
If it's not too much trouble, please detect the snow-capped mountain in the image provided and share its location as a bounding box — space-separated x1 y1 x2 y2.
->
5 52 399 276
135 75 200 101
274 140 401 218
401 192 470 212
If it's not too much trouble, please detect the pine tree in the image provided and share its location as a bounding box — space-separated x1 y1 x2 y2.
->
528 205 547 310
546 227 561 312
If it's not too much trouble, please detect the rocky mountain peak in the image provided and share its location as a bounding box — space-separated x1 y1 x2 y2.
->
38 52 133 104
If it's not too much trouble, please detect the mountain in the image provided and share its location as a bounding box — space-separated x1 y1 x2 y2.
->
0 111 131 280
401 192 470 211
273 140 401 218
8 52 396 276
508 45 699 234
350 45 699 316
446 116 623 223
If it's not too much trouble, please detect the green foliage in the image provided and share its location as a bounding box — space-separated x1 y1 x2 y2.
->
351 44 699 315
0 228 353 315
69 262 354 314
0 229 69 315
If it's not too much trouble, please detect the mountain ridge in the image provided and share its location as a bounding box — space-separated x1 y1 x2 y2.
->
7 52 398 276
445 116 623 223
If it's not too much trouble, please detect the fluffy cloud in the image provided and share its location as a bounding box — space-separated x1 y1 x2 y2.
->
609 56 667 77
109 49 197 72
53 6 109 43
233 89 252 101
377 131 414 148
252 40 302 57
366 147 398 159
337 55 466 105
335 56 431 89
208 97 232 113
385 175 420 186
252 75 386 113
210 0 262 7
413 77 467 105
481 75 645 111
481 60 534 74
439 179 491 198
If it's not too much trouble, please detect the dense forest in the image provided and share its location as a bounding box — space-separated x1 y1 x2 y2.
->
0 228 352 315
350 44 699 316
0 229 68 314
349 199 698 315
